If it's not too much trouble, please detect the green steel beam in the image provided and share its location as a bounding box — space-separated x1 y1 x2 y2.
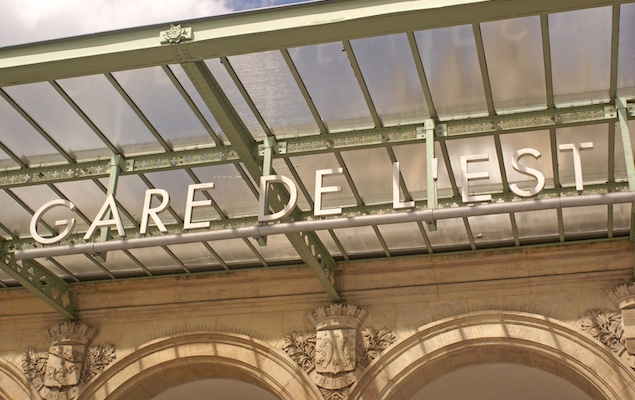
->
540 14 555 108
0 102 630 191
0 254 75 320
616 98 635 249
181 60 340 302
472 23 496 116
617 98 635 191
97 155 125 260
1 0 631 87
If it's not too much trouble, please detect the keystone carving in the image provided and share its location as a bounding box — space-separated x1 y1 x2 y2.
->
21 322 116 400
282 304 396 400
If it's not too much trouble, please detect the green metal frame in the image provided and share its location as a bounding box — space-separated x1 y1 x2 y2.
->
0 254 74 319
181 61 340 302
0 102 629 191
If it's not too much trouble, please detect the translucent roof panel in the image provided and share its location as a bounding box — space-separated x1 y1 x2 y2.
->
468 214 514 243
272 158 313 211
166 243 222 271
340 148 393 205
3 82 111 161
613 203 631 232
617 3 635 99
562 205 607 237
445 136 503 196
97 250 149 276
288 42 374 132
167 64 226 144
392 142 428 201
556 124 608 187
350 33 430 125
549 7 612 106
414 25 488 119
206 238 262 268
0 189 40 238
331 226 385 256
190 164 260 218
112 67 215 150
377 223 428 253
315 230 345 258
56 74 164 155
499 130 555 191
103 174 179 228
226 51 319 138
288 153 357 209
127 247 186 274
10 185 83 235
49 254 111 279
205 58 266 140
0 148 19 170
480 17 547 113
426 218 471 250
0 92 67 165
247 235 302 264
515 209 559 239
53 180 135 233
143 169 219 223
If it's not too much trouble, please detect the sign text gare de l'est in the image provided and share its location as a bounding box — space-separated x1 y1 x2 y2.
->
29 142 593 245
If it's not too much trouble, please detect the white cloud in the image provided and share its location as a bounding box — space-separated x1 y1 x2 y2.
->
0 0 234 47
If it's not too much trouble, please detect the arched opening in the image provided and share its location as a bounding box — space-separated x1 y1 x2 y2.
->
78 332 322 400
350 311 635 400
150 378 279 400
410 363 593 400
0 355 39 400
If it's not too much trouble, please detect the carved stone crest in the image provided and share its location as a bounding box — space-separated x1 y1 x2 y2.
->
579 281 635 369
283 304 396 400
22 322 116 400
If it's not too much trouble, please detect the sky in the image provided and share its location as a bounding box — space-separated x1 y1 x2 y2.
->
0 0 309 48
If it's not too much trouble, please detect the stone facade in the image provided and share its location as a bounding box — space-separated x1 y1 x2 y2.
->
0 240 634 399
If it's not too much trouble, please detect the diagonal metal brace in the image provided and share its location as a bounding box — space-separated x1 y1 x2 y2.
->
182 60 340 302
1 254 75 320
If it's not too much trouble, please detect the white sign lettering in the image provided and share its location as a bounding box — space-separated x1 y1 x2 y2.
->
29 143 593 245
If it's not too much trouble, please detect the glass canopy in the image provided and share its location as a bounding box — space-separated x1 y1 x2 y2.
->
0 0 633 306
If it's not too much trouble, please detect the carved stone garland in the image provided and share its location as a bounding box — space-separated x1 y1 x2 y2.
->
22 322 116 400
282 304 396 400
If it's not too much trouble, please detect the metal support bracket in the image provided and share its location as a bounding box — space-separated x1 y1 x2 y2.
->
617 98 635 279
419 119 438 231
256 137 278 246
97 155 125 261
1 254 75 320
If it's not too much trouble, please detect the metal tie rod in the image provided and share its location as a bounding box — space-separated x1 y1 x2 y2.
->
15 192 635 260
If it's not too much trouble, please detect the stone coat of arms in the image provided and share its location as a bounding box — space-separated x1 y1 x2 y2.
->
283 304 396 400
22 322 116 400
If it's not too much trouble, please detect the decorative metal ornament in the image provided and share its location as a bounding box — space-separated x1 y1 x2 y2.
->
159 24 193 44
21 322 116 400
283 304 396 399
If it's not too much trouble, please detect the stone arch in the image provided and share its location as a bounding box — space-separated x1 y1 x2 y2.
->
349 311 635 400
78 331 322 400
0 355 39 400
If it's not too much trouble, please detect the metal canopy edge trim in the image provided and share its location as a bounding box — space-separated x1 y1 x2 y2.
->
0 0 631 86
